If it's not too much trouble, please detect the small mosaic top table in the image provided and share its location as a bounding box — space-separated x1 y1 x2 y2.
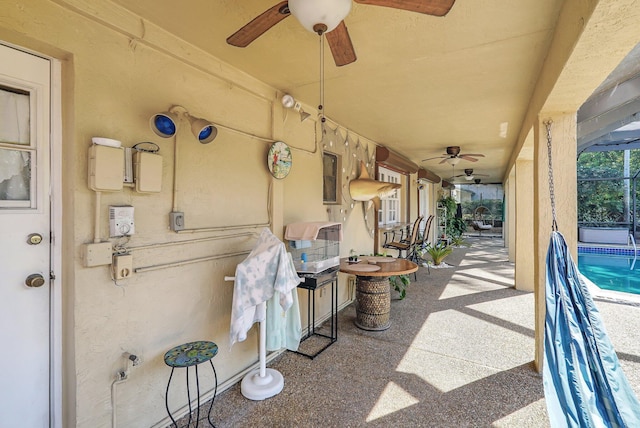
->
164 340 218 427
339 257 418 331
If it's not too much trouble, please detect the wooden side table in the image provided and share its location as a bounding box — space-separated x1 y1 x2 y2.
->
339 257 418 331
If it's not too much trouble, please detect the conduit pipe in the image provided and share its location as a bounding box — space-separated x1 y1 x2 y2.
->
94 191 102 243
172 134 179 212
175 223 270 234
126 232 256 252
134 250 250 274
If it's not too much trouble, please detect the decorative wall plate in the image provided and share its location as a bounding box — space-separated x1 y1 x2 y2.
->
267 141 292 179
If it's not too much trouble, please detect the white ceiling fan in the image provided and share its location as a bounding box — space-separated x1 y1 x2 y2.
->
449 168 489 181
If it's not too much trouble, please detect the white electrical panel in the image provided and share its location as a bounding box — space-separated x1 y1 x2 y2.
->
109 205 135 237
88 145 124 191
134 151 162 193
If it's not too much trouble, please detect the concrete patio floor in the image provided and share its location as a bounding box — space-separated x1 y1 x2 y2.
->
176 237 640 427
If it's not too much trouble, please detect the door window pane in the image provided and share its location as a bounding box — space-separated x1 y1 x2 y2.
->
0 87 30 145
0 148 31 205
378 167 401 226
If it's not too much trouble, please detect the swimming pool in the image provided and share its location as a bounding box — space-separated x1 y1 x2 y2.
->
578 253 640 295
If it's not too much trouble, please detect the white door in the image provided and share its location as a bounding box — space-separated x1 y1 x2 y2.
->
0 44 52 427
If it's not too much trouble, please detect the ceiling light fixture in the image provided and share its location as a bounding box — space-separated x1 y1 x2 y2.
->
288 0 351 35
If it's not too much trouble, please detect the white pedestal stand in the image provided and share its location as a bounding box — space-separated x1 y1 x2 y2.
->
241 302 284 400
225 278 284 401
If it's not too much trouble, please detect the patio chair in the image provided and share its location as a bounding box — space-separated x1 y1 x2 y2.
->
382 223 407 250
414 215 434 274
386 216 423 261
471 220 492 235
415 215 435 255
472 206 493 236
385 216 424 279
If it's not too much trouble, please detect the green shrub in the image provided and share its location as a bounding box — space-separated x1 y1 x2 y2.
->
425 242 453 265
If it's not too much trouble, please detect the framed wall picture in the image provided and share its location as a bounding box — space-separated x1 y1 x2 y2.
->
323 151 341 204
267 141 292 179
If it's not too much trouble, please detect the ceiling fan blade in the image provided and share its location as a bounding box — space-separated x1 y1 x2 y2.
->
227 1 290 47
439 158 450 164
461 153 485 157
354 0 456 17
460 156 480 162
326 21 357 66
459 155 479 162
421 155 446 162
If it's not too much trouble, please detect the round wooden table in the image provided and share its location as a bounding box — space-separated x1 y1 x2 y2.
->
340 257 418 331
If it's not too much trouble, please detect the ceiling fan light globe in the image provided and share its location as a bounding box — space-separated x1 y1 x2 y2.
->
288 0 351 34
446 157 461 166
465 175 474 180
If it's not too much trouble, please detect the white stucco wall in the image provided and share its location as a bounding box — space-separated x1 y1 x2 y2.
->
0 1 380 426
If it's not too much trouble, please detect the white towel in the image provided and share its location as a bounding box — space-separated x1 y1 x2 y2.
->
229 228 301 348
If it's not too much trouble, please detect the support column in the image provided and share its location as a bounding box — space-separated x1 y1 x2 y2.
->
533 113 577 371
507 169 516 262
515 159 534 291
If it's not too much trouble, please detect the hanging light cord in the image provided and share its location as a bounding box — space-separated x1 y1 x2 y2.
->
545 119 558 231
319 33 325 125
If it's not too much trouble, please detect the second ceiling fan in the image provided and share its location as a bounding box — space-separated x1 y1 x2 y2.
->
227 0 456 67
423 146 485 164
450 168 489 181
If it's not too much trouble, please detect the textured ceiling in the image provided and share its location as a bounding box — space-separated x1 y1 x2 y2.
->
113 0 566 183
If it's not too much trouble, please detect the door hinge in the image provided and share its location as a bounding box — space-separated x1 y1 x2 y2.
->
50 271 56 280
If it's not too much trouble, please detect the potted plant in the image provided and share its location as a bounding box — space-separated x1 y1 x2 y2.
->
450 235 468 247
438 196 467 240
425 242 453 266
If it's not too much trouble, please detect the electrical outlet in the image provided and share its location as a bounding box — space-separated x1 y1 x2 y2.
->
169 211 184 231
113 254 133 280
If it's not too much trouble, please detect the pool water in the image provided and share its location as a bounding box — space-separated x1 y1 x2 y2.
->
578 254 640 295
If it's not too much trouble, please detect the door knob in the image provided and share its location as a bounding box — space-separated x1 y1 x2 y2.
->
27 233 43 245
25 274 45 288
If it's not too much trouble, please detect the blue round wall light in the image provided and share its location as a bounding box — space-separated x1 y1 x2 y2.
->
188 116 218 144
150 111 179 138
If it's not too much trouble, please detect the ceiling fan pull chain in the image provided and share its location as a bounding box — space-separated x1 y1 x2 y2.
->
319 33 325 124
